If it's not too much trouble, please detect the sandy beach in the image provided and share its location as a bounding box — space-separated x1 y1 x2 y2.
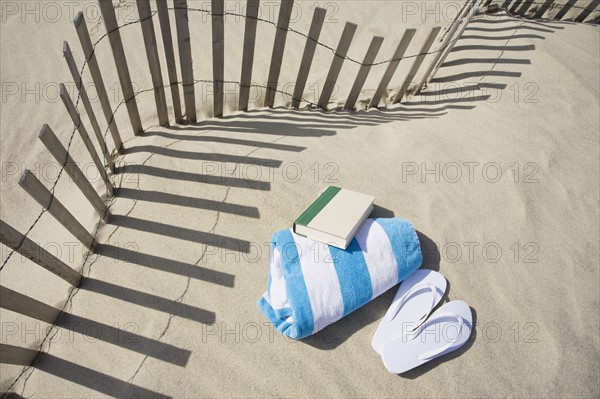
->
0 1 599 397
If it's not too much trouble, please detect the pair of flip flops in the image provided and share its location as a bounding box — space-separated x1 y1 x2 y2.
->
372 269 473 374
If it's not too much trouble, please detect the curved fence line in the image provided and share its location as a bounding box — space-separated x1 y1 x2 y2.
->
503 0 598 11
3 0 597 291
5 0 596 274
180 1 599 67
0 1 476 271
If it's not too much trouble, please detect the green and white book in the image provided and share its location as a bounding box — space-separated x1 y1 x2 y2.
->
293 186 375 249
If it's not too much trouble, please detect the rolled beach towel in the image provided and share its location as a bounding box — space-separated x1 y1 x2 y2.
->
258 218 423 340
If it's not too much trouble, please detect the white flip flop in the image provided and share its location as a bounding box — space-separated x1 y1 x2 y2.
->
371 269 447 355
381 300 473 374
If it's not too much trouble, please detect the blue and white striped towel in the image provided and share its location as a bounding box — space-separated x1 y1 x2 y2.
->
258 218 423 340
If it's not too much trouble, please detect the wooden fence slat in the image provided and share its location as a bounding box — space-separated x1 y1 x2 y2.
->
0 220 81 286
368 29 416 109
517 0 535 14
156 0 184 124
0 344 38 366
440 0 472 42
424 7 477 89
533 0 555 18
291 7 327 108
59 84 114 197
19 170 94 249
575 0 600 22
510 0 524 13
0 286 61 324
264 0 295 108
38 125 110 221
343 36 384 111
63 41 114 173
554 0 578 19
239 0 260 112
461 1 477 21
317 22 357 110
416 4 472 95
500 0 515 10
393 26 441 104
481 0 494 9
174 0 197 123
98 0 143 135
212 0 225 117
74 12 123 153
137 0 169 126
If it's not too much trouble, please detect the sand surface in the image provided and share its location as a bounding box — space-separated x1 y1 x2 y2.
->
0 1 599 397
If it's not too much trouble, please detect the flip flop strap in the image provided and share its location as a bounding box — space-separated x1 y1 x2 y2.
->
412 312 465 361
386 281 437 323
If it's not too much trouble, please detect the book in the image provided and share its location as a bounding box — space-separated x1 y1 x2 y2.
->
293 186 375 249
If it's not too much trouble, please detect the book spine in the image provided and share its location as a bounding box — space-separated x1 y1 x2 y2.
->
294 186 341 228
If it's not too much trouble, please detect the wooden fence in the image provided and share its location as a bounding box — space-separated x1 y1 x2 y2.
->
494 0 599 21
0 0 482 369
2 0 596 370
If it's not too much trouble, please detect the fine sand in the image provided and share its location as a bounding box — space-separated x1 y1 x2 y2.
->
0 1 599 397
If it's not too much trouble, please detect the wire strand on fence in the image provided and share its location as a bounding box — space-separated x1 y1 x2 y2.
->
0 14 157 272
0 4 467 274
2 1 598 271
502 0 599 18
176 2 598 66
178 6 461 67
503 0 599 12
